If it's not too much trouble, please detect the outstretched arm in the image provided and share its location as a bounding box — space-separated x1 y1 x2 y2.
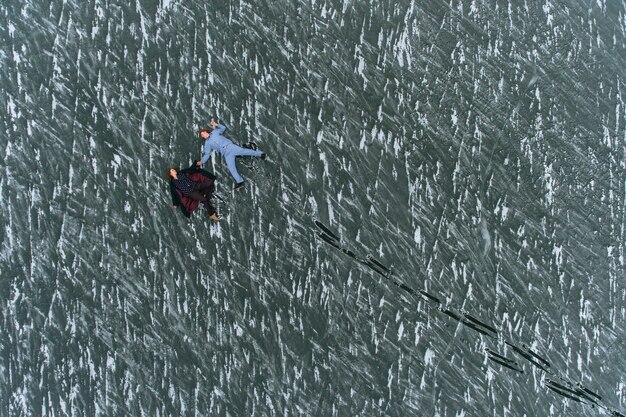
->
198 121 224 165
199 170 217 180
200 141 213 165
210 120 226 134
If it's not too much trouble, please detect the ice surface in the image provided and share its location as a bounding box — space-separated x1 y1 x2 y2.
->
0 0 624 416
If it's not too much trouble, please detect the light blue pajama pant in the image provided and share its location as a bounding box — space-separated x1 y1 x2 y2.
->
221 145 263 183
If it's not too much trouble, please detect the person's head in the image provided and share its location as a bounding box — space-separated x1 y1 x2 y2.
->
199 128 211 139
167 167 179 179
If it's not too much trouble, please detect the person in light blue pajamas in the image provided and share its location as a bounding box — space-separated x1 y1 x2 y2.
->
196 120 266 190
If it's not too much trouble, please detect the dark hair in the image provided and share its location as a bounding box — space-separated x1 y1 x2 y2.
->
198 128 212 137
166 167 179 179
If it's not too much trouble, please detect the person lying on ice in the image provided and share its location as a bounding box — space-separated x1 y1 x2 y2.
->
168 164 219 221
196 120 266 190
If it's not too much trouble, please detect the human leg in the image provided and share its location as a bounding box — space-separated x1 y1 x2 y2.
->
189 187 216 216
232 145 263 158
195 182 215 197
224 154 244 183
